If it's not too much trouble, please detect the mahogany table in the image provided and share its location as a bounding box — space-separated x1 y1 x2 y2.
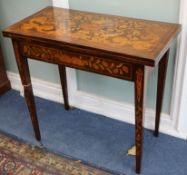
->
3 7 181 173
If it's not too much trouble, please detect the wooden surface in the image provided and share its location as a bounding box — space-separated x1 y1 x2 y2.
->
2 6 181 174
154 50 169 137
3 6 181 66
0 44 11 95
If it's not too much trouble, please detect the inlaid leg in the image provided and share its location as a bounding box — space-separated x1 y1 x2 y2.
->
12 40 41 141
58 65 70 110
134 65 145 174
154 50 169 137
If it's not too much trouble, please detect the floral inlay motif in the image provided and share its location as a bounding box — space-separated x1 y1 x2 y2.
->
22 43 132 80
17 7 176 55
135 68 144 156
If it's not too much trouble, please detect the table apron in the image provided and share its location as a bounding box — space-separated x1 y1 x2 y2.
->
20 42 134 81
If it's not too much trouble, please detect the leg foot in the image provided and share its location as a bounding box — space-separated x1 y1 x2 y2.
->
154 50 169 137
12 39 41 141
134 65 145 174
58 65 70 110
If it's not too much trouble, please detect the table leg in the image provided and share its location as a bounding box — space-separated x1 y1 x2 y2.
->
154 50 169 137
134 65 145 174
58 65 70 110
12 40 41 141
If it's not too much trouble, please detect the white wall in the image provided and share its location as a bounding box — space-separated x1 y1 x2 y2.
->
176 0 187 133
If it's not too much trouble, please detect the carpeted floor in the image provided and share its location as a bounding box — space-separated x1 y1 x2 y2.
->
0 90 187 175
0 132 112 175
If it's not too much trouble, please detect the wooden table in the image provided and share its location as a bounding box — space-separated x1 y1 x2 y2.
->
3 7 181 173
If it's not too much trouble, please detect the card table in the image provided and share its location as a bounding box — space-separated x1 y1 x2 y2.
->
3 7 181 173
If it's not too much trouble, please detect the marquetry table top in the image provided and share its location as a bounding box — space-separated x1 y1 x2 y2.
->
3 6 181 66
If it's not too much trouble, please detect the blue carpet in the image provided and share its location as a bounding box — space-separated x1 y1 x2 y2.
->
0 90 187 175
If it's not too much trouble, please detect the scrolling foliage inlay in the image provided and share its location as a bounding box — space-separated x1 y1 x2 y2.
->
22 43 132 80
135 68 144 156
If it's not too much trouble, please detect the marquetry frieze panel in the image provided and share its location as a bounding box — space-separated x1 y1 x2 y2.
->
21 43 132 80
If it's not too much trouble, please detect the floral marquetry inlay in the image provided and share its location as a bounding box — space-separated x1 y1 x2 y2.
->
22 43 132 80
4 7 180 63
135 67 144 158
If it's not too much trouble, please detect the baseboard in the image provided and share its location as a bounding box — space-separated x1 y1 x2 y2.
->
7 71 187 140
7 71 64 103
71 91 187 139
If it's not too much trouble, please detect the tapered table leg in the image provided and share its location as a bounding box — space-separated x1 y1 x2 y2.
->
12 40 41 141
154 50 169 137
58 65 70 110
134 65 145 174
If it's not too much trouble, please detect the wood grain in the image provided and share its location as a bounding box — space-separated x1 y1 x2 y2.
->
12 40 41 141
134 65 145 174
155 50 169 137
21 42 133 80
3 6 181 66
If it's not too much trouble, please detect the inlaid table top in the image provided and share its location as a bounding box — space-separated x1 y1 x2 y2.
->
3 7 181 66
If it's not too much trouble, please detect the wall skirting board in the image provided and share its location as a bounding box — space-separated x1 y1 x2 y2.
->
53 0 69 8
7 71 187 140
